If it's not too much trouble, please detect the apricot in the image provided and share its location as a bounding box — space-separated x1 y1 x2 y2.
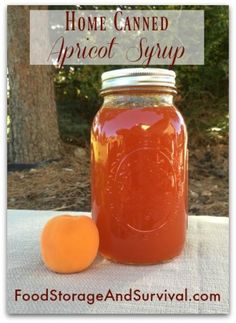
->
40 215 99 274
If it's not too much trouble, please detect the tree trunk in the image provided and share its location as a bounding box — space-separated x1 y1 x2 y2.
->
7 6 61 163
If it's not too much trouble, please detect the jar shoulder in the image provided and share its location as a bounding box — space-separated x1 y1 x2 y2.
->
92 105 187 138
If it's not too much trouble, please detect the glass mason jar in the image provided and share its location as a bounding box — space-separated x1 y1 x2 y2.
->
91 68 188 265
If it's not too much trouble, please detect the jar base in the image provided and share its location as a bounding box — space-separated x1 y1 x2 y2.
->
99 250 183 266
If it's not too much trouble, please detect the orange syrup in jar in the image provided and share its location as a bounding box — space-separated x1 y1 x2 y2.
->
91 69 188 264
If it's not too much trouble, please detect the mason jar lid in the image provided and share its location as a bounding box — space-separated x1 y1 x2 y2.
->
101 68 176 91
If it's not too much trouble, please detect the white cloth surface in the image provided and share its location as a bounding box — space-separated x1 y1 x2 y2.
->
7 210 229 314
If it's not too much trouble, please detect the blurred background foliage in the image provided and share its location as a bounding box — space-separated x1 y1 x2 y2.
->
53 5 228 147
